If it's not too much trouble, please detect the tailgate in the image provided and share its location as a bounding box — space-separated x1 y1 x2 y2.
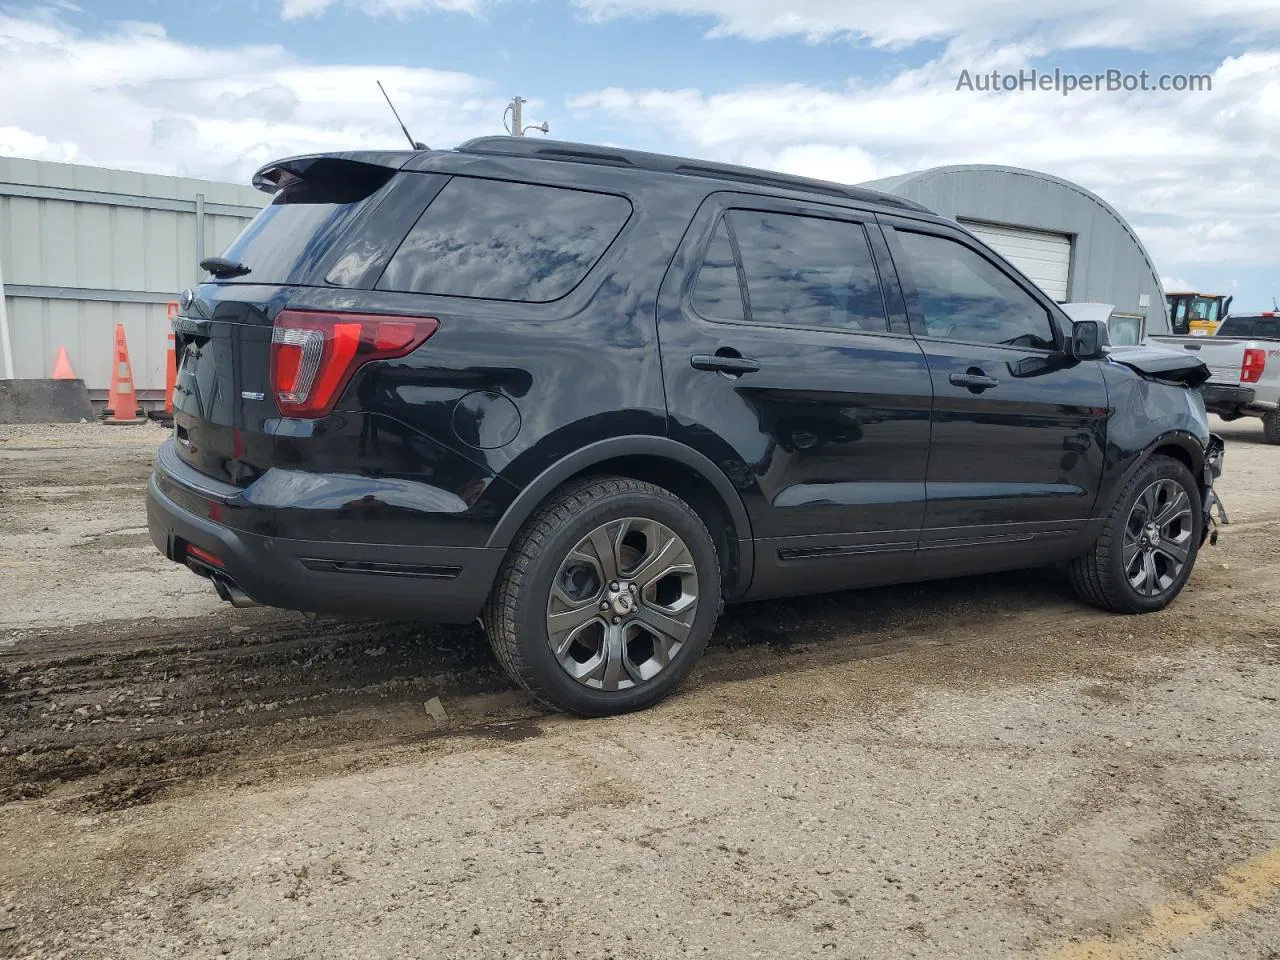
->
169 154 415 486
1165 339 1242 383
172 291 280 486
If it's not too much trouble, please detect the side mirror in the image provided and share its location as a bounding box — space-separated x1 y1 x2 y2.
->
1070 319 1110 360
1222 295 1233 320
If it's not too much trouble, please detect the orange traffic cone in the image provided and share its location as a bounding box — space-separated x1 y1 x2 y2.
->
51 346 78 379
104 323 141 424
164 332 177 415
164 301 178 415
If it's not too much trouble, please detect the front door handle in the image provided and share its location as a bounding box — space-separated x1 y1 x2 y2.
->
691 354 761 376
949 371 999 391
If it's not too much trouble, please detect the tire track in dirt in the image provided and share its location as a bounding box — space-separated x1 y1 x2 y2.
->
3 514 1276 812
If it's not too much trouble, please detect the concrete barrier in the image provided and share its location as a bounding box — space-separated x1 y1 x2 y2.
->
0 379 96 424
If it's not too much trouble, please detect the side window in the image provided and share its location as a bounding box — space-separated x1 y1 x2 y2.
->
378 177 631 302
726 210 887 332
896 231 1057 350
691 218 745 322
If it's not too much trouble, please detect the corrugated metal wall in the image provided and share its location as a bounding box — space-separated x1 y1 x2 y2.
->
0 156 267 399
862 165 1169 336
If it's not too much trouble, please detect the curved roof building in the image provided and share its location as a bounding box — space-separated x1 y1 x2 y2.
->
863 165 1165 343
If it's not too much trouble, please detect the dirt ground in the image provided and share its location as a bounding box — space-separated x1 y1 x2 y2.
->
1 418 1277 960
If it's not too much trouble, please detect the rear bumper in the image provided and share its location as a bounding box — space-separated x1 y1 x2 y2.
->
1201 382 1277 419
1201 382 1255 416
148 458 504 624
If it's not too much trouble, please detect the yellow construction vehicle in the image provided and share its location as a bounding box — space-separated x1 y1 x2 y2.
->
1167 291 1232 336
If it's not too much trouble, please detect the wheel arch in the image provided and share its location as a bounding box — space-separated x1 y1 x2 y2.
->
1111 430 1208 509
486 436 755 598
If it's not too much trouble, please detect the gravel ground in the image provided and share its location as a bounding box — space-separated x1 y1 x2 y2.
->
0 418 1277 959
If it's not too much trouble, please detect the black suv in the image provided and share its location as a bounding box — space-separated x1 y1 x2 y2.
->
149 137 1225 715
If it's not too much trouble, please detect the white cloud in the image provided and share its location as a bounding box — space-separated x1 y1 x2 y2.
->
0 124 81 163
1161 276 1192 292
572 0 1280 50
0 12 502 183
281 0 482 19
569 45 1280 271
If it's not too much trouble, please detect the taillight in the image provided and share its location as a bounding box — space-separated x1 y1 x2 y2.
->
1242 347 1266 384
269 309 438 417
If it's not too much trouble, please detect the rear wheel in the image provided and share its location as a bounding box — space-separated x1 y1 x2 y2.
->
1264 409 1280 445
1069 455 1202 614
484 476 721 716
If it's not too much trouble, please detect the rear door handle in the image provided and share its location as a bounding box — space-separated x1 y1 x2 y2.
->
691 354 761 375
949 372 999 390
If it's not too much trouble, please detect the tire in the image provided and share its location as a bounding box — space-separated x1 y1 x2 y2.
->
1264 409 1280 445
1069 455 1203 614
484 476 722 716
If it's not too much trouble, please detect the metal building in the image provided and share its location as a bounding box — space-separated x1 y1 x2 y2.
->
862 165 1166 343
0 156 266 404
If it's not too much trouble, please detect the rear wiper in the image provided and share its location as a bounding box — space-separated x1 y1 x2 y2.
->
199 256 252 279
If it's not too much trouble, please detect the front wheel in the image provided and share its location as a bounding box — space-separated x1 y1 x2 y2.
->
484 476 722 716
1069 455 1203 614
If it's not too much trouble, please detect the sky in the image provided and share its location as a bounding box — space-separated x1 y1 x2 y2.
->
1 0 1278 310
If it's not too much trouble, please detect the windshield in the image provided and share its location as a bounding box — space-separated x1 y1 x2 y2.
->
1188 297 1221 321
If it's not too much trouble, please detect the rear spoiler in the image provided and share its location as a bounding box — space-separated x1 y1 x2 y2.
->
251 151 420 194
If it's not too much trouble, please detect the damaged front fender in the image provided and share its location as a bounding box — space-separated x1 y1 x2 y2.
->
1201 433 1228 545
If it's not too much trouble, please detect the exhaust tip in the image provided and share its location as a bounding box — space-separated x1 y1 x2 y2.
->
211 574 260 609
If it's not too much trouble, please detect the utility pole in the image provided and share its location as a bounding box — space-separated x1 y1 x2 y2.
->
505 96 549 137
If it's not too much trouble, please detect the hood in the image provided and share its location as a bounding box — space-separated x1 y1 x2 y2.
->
1108 343 1211 388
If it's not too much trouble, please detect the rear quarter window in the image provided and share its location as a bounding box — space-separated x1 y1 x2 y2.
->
377 177 632 302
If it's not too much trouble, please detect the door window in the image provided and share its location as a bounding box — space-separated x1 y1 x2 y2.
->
1171 299 1189 335
692 210 887 332
896 230 1056 350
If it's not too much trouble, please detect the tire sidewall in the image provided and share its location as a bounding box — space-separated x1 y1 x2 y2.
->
511 486 722 716
1264 410 1280 445
1107 457 1202 612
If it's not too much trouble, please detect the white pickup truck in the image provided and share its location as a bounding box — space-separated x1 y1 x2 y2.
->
1060 303 1280 444
1146 330 1280 443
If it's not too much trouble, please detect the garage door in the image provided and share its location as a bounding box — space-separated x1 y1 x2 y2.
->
958 221 1072 302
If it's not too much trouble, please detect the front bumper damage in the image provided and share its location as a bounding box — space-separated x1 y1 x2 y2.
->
1201 433 1228 545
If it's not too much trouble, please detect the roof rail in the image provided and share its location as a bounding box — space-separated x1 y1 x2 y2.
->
453 136 931 213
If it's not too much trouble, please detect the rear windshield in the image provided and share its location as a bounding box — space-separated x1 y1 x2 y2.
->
1220 316 1280 340
377 177 632 302
1217 317 1255 337
214 160 393 284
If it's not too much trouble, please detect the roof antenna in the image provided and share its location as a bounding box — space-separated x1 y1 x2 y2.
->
377 81 428 151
